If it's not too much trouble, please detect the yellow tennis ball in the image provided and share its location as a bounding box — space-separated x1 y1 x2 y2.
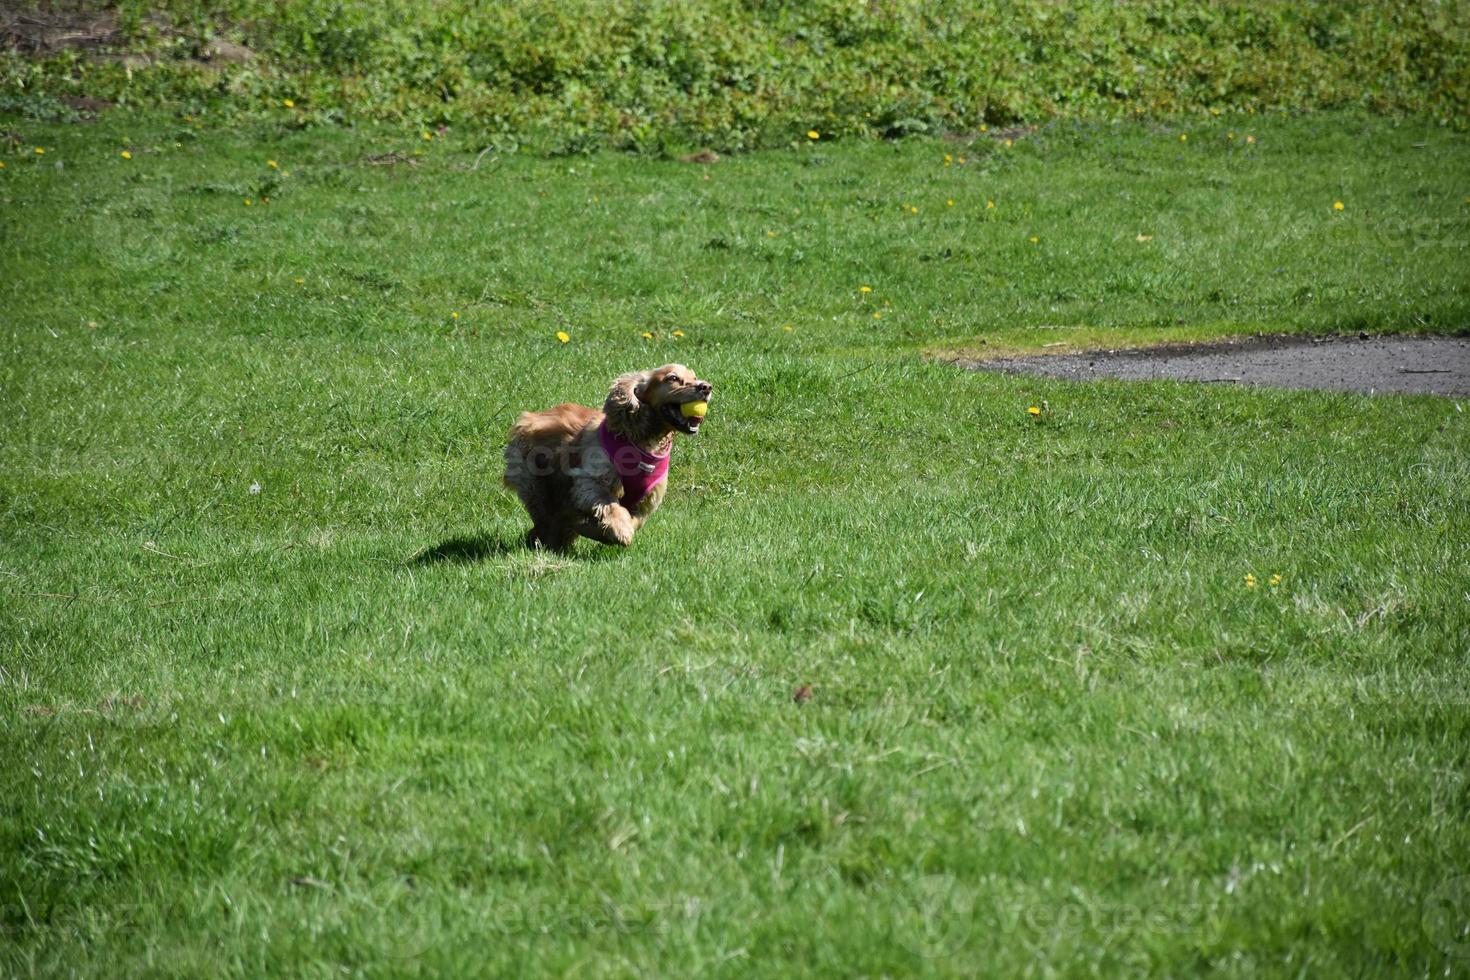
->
680 401 708 418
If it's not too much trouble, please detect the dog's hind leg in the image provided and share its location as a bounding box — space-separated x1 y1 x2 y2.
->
529 522 577 553
506 444 570 552
519 499 572 552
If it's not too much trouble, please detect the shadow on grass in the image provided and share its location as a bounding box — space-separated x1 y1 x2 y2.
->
409 533 522 564
410 527 632 565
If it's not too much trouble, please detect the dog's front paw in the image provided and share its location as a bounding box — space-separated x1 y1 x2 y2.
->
601 506 636 546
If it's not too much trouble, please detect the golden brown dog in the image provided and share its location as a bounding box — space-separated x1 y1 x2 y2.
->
503 364 712 551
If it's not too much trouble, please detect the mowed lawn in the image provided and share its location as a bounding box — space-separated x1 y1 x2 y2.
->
2 112 1469 976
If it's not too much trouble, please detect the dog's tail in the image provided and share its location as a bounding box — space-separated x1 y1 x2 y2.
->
507 403 599 446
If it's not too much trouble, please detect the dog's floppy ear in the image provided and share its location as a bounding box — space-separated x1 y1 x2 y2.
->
605 370 650 416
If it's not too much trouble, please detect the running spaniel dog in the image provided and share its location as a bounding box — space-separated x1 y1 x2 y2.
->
504 364 711 551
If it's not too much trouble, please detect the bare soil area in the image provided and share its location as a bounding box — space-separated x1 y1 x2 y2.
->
964 334 1470 398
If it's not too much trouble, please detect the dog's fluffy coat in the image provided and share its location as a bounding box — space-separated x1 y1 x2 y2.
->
503 364 711 551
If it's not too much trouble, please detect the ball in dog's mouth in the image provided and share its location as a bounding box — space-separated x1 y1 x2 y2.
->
665 401 705 434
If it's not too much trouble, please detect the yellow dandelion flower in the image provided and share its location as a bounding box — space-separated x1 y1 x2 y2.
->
1004 138 1013 148
909 205 918 214
1029 235 1039 244
986 200 995 210
451 311 459 320
807 130 820 140
555 331 570 344
947 199 955 207
1269 574 1282 587
979 125 988 133
1227 132 1235 140
1333 201 1344 211
34 147 44 154
672 329 685 338
1244 573 1257 589
1179 133 1188 142
243 198 254 206
859 285 872 294
267 159 279 169
641 331 654 339
120 150 132 160
1027 406 1041 416
294 277 305 285
782 324 794 332
872 311 882 320
282 99 295 108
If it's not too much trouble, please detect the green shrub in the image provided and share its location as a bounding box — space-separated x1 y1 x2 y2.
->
4 0 1467 151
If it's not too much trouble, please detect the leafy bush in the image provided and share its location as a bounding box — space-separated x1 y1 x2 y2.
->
4 0 1467 151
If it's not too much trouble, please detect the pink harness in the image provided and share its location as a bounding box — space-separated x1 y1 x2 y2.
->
597 421 670 507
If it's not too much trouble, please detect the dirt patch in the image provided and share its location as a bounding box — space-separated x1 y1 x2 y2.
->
2 4 253 70
0 4 123 56
58 94 114 113
962 334 1470 398
944 123 1040 145
200 37 253 64
363 151 419 167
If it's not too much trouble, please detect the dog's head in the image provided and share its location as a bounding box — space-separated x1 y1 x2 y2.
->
604 363 713 438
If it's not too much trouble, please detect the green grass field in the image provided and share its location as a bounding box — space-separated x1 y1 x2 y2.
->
3 110 1470 975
